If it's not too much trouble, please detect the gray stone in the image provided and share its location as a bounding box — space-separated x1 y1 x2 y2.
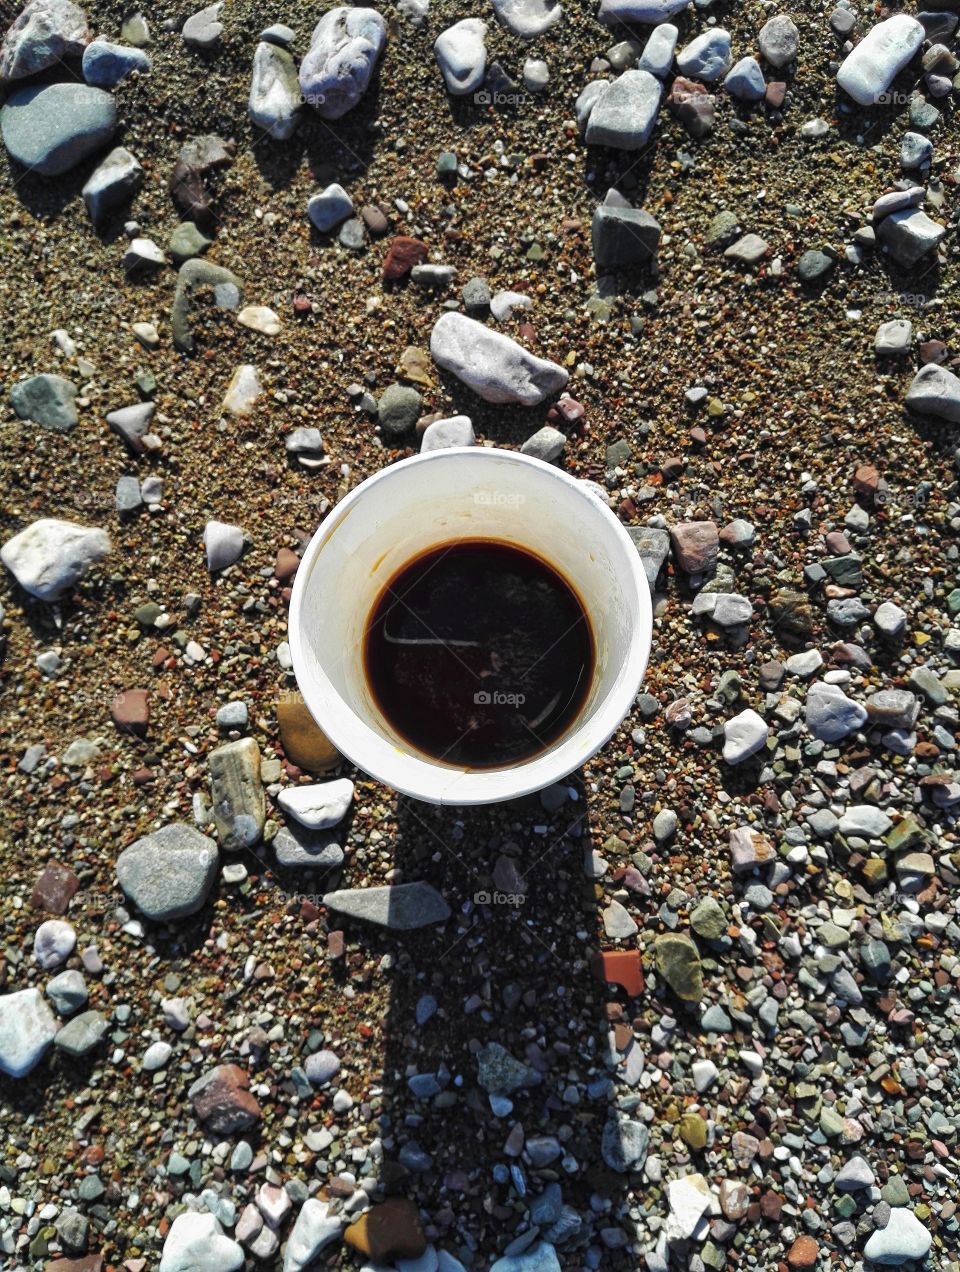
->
838 805 892 839
182 3 224 51
676 29 731 83
1 82 116 177
724 56 765 103
520 425 565 462
169 221 213 265
905 364 960 423
421 414 475 451
492 0 561 38
1 518 109 601
378 383 421 437
278 779 353 830
249 40 301 141
159 1212 243 1272
0 1 90 83
805 681 867 741
478 1041 542 1095
866 689 919 729
204 520 245 571
725 233 768 266
46 969 87 1015
210 737 264 850
901 131 932 171
0 988 57 1077
490 1245 561 1272
82 146 143 224
107 401 155 452
837 14 925 106
115 475 142 514
307 182 353 232
638 23 678 77
430 311 568 406
434 18 487 96
592 204 661 270
628 526 670 589
584 70 662 150
602 1112 649 1172
273 823 344 870
322 882 450 929
834 1154 876 1191
598 0 690 23
874 600 907 639
82 39 150 86
691 592 752 628
216 701 248 730
304 1049 340 1085
172 259 244 353
54 1009 107 1057
797 249 835 282
874 319 912 355
758 15 798 68
863 1208 931 1264
877 207 945 268
10 374 77 431
116 823 219 921
299 6 386 119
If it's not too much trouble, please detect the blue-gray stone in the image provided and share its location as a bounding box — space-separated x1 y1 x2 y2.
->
1 83 117 177
82 39 150 86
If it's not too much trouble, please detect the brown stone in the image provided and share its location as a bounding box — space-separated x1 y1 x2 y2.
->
760 1190 783 1221
918 339 947 365
189 1063 261 1135
719 1178 750 1220
852 464 880 496
110 688 150 736
824 530 851 555
45 1258 103 1272
383 236 428 281
667 77 715 138
591 950 644 996
31 861 80 915
362 204 389 237
765 80 787 108
275 548 299 581
669 521 718 574
787 1235 819 1269
344 1198 426 1262
276 694 340 773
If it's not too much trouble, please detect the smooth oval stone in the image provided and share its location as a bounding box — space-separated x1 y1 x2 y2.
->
1 82 116 176
836 14 924 106
299 6 386 120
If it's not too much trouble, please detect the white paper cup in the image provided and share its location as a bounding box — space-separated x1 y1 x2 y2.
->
289 447 652 805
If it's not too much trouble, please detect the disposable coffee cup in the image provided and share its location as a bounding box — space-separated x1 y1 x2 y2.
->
289 447 652 805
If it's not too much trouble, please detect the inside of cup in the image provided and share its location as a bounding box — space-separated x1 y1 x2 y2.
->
292 449 650 803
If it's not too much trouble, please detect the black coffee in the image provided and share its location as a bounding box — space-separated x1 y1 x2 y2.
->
364 540 594 769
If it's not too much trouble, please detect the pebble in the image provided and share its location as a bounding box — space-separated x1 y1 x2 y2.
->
45 969 87 1015
722 709 769 764
676 29 732 83
434 19 487 97
204 520 245 571
598 0 690 23
322 883 450 930
522 58 549 92
421 414 475 451
875 319 912 355
82 145 143 224
209 737 265 849
54 1009 107 1057
307 183 354 232
158 1211 243 1272
278 778 354 830
877 207 945 269
492 0 562 39
864 1208 933 1264
805 680 867 741
0 988 57 1077
142 1040 172 1070
299 6 386 119
34 918 76 969
901 131 933 171
592 203 661 269
583 70 662 150
182 3 224 51
430 312 568 405
1 82 116 176
836 14 925 106
10 373 77 432
758 14 798 68
249 39 300 141
116 823 219 921
285 1199 344 1271
724 57 765 103
520 425 565 463
638 23 678 77
1 518 109 601
0 1 89 82
82 39 150 86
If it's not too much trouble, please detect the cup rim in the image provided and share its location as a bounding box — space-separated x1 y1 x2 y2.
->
288 447 653 805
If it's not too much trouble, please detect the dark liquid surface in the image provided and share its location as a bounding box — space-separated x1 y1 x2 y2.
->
364 540 595 769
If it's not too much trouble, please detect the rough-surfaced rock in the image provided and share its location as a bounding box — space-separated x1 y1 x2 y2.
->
905 364 960 423
805 680 867 741
0 987 57 1078
863 1207 932 1264
592 204 661 269
676 28 732 82
584 69 661 149
430 311 568 405
278 779 354 830
0 1 90 83
421 414 475 451
82 146 143 224
598 0 690 24
758 14 798 68
284 1200 345 1272
490 1244 562 1272
1 83 116 177
491 0 562 39
723 708 769 764
249 40 300 140
159 1211 243 1272
877 207 945 269
836 14 925 106
601 1110 650 1172
343 1198 427 1263
10 374 77 431
434 18 487 96
299 6 386 120
116 823 218 921
210 737 264 850
1 518 109 600
322 882 450 929
655 932 703 1000
188 1062 261 1134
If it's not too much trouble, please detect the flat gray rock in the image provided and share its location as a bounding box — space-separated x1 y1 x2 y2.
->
627 526 670 589
584 69 661 149
209 737 264 850
0 0 90 83
11 374 77 431
1 82 116 177
905 364 960 423
54 1009 107 1057
249 40 301 140
430 311 568 405
592 204 661 269
805 681 867 741
864 1207 932 1264
322 882 450 929
598 0 690 24
1 518 109 600
602 1112 649 1172
837 14 924 106
82 38 150 86
273 823 344 870
82 145 143 224
421 414 475 451
299 6 386 119
877 206 945 268
676 28 731 82
491 0 562 39
0 988 57 1078
117 823 219 921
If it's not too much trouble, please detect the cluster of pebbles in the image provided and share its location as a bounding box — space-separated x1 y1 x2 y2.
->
0 0 959 1270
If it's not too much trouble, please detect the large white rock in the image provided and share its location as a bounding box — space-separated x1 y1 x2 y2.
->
598 0 690 24
249 40 300 140
434 18 487 96
638 23 678 77
664 1174 712 1242
905 364 960 423
278 779 354 830
676 28 731 82
0 988 57 1078
836 14 924 106
284 1199 344 1272
491 0 562 39
159 1212 243 1272
584 69 662 149
430 312 568 405
722 709 768 765
299 6 386 120
863 1207 932 1264
1 518 109 601
0 0 90 83
204 520 245 571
